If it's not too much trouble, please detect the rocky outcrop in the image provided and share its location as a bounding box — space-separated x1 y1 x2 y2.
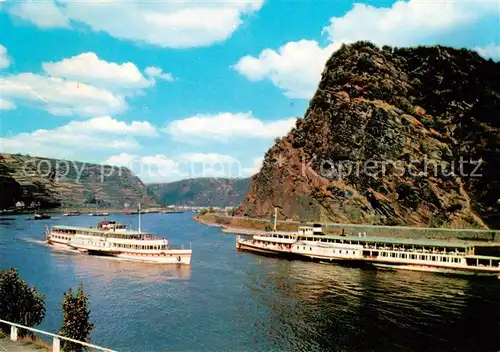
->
0 153 158 209
240 42 500 228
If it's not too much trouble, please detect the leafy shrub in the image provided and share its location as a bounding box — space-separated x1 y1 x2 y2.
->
59 285 94 352
0 268 46 336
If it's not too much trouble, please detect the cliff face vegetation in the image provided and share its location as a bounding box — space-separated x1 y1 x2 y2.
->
148 177 252 207
240 42 500 228
0 153 158 209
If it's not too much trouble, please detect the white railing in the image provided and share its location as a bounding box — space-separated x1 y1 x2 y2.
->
0 319 116 352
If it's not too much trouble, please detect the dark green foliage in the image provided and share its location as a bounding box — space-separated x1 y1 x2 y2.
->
0 268 46 336
0 155 22 209
83 191 96 205
59 284 94 352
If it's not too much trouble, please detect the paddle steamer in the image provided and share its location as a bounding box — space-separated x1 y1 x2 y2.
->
236 225 500 277
45 220 192 264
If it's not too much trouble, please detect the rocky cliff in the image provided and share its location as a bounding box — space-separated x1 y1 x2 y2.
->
148 177 251 207
0 153 158 209
240 42 500 228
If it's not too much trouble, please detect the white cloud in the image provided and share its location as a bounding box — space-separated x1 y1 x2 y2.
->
180 152 237 164
1 73 126 117
322 1 483 47
104 153 137 168
6 1 263 49
474 44 500 61
145 66 174 82
242 156 264 177
60 116 158 136
1 52 170 117
42 53 153 90
179 152 241 179
0 98 16 110
234 40 340 99
103 152 261 182
0 117 152 159
104 153 182 182
165 112 296 141
0 45 10 69
140 155 179 168
235 0 498 99
105 153 182 181
7 1 70 29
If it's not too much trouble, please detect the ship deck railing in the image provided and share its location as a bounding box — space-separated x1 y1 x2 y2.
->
51 228 165 241
0 319 115 352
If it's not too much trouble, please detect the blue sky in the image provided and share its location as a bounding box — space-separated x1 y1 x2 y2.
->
0 0 499 182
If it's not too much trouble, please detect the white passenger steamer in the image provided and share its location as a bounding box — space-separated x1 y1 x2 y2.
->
45 220 192 264
236 225 500 277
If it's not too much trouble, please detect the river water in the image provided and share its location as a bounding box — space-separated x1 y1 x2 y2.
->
0 212 499 351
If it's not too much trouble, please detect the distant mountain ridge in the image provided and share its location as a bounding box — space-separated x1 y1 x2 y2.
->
147 177 252 207
0 153 158 209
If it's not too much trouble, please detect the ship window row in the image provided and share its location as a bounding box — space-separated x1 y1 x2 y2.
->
284 233 468 254
332 249 356 255
364 244 466 255
114 244 166 250
53 235 70 241
71 239 167 250
378 251 462 263
255 240 288 247
53 230 154 240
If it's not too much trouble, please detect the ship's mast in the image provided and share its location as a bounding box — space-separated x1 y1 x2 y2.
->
138 203 141 232
274 207 277 232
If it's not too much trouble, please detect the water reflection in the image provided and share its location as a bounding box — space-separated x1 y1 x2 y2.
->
245 257 500 352
51 252 191 283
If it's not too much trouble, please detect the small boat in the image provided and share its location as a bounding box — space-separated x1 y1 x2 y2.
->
33 213 51 220
161 210 184 214
63 211 81 216
88 212 109 216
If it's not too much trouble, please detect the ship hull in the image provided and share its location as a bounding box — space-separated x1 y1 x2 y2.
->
49 240 192 264
371 262 500 277
236 239 500 278
236 240 366 266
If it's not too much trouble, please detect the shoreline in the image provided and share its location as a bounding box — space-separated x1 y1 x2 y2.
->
193 214 500 244
2 207 187 215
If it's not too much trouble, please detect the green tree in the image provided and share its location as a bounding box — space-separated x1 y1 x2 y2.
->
0 268 45 336
59 284 94 352
83 191 96 205
199 208 208 215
